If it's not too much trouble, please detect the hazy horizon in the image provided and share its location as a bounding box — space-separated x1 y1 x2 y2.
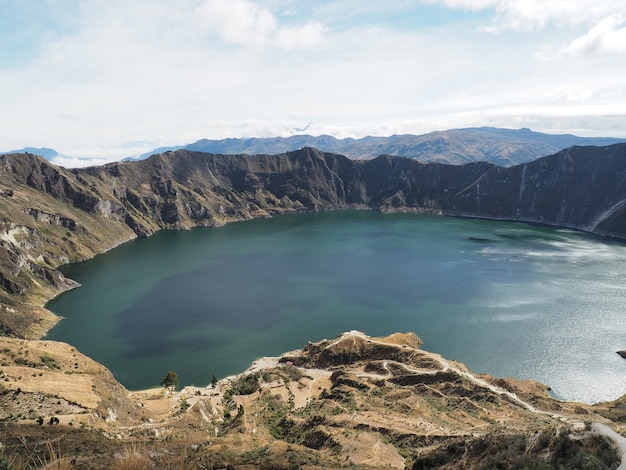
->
3 1 625 166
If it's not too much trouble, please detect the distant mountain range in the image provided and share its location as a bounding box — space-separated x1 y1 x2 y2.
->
5 128 625 168
0 147 59 160
127 127 626 167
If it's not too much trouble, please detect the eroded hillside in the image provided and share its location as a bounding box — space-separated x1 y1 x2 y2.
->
2 146 626 466
3 145 626 338
1 331 623 469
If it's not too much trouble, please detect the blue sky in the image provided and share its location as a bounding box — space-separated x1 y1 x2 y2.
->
1 0 625 166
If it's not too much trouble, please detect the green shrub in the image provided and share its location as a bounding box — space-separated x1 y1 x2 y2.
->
0 454 14 470
231 373 260 396
40 355 60 370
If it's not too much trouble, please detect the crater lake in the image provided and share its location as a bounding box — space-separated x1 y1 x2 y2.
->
46 211 626 404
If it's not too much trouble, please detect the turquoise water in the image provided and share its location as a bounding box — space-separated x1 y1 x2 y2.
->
46 211 626 403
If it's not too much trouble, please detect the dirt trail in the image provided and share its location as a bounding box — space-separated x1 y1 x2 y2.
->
348 331 586 428
591 423 626 469
248 332 626 465
347 330 626 462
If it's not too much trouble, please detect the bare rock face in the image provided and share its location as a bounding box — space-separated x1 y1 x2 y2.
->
79 143 626 239
443 145 626 238
2 143 626 337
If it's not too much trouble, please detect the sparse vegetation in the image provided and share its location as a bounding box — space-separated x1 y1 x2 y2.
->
116 444 151 470
176 399 190 415
260 392 291 440
0 453 16 470
230 372 260 396
40 355 60 370
410 430 621 470
160 371 179 392
0 330 624 468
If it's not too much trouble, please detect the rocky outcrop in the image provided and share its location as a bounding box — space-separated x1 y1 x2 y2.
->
1 330 621 469
442 145 626 238
2 143 626 336
79 143 626 239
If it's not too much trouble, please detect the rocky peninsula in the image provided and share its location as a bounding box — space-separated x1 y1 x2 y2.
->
1 330 625 468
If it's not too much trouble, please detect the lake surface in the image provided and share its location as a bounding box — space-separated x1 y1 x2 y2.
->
46 211 626 403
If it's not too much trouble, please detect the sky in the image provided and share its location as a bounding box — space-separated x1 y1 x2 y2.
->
1 0 626 166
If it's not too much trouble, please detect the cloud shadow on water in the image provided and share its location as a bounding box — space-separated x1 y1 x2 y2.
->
114 241 518 361
114 253 311 359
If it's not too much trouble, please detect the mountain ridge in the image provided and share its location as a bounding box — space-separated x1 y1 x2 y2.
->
2 144 626 338
8 127 625 168
3 146 626 467
154 127 626 166
0 147 59 160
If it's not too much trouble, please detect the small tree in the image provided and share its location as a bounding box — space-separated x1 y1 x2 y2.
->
211 374 218 388
161 371 179 392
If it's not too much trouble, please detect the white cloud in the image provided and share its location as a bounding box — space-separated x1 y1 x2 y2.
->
2 0 626 166
563 15 626 55
274 22 328 50
194 0 326 49
425 0 499 12
427 0 624 32
194 0 277 47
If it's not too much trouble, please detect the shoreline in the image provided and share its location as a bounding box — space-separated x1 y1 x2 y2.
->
40 206 626 331
33 206 626 344
34 209 624 403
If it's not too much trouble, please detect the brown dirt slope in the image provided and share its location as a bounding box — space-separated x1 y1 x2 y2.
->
1 331 622 469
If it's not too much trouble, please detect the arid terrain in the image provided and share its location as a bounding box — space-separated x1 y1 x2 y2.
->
1 330 625 468
3 147 626 467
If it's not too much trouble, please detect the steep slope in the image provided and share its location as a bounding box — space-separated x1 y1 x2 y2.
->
2 144 626 337
0 337 139 425
0 331 622 469
0 154 138 337
444 144 626 237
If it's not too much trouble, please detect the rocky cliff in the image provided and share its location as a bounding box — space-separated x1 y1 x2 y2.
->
3 146 626 467
1 143 626 337
99 144 626 238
